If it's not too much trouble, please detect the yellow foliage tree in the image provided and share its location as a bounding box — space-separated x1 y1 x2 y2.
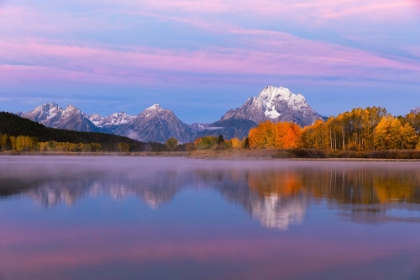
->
117 142 130 152
374 116 405 150
230 138 243 149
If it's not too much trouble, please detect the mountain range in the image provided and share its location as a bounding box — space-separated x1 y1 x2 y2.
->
17 86 324 143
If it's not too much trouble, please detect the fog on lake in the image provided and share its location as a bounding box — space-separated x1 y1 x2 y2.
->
0 156 419 280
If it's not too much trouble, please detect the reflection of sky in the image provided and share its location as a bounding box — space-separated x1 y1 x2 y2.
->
1 158 420 279
1 190 420 280
0 0 420 121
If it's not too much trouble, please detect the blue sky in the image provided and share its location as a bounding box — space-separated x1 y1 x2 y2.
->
1 0 420 123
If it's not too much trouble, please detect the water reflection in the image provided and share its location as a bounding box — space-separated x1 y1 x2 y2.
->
1 158 420 229
1 157 420 280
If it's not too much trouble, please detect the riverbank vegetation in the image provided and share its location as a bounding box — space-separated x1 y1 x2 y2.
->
190 107 420 159
4 107 420 158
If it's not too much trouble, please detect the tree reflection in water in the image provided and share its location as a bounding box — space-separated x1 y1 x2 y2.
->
1 158 420 229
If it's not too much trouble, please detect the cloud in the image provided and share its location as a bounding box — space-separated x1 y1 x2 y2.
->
130 0 417 23
0 36 419 87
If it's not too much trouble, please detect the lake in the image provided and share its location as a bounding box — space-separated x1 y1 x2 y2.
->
0 156 420 280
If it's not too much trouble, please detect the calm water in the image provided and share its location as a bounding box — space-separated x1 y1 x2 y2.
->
1 156 420 280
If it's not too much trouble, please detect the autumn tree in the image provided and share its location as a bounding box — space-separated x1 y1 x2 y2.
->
249 121 302 149
374 116 403 150
117 142 130 152
230 138 243 149
194 136 219 150
399 123 417 149
165 137 178 152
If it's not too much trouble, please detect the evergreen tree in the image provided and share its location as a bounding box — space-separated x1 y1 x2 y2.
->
217 134 225 145
244 137 250 149
5 136 12 151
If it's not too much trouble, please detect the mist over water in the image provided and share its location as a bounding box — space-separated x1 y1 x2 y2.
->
1 157 420 279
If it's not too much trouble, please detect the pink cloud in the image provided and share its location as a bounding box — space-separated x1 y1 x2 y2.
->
0 35 419 87
130 0 417 22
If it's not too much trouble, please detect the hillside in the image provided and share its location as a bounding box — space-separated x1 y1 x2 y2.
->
0 112 147 151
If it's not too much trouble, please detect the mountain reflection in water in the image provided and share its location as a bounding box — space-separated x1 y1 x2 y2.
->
1 157 420 229
1 157 420 280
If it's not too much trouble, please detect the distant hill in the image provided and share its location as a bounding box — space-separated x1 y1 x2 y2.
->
0 112 150 151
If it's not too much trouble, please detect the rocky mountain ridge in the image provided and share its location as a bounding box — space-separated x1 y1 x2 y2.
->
195 86 324 139
17 86 324 142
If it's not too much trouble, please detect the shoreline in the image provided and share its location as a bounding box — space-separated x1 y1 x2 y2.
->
2 150 420 161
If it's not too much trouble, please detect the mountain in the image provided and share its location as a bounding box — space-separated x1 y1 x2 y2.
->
195 118 258 140
89 112 135 131
112 104 194 143
18 103 99 132
16 86 323 142
196 86 323 139
221 86 322 126
0 112 147 151
18 103 194 143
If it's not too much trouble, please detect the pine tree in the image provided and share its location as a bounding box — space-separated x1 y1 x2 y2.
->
5 136 12 151
217 134 225 145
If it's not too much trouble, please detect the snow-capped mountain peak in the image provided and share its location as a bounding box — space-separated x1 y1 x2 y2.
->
17 86 324 143
19 102 99 132
258 86 307 119
146 104 162 111
88 112 135 128
220 86 322 127
20 102 62 123
63 104 81 114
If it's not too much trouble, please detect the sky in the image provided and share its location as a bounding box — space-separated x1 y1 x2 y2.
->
1 0 420 123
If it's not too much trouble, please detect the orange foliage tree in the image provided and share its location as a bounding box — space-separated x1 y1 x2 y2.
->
248 121 302 149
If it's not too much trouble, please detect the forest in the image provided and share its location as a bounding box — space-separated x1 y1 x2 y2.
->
3 107 420 157
192 107 420 158
0 112 167 152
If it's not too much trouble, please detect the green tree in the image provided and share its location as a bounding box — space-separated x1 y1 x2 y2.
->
48 140 56 151
165 137 178 152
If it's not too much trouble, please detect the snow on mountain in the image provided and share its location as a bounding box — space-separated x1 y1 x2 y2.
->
88 112 135 128
20 102 62 123
220 86 323 126
19 103 99 132
195 86 323 139
113 104 195 143
17 86 323 142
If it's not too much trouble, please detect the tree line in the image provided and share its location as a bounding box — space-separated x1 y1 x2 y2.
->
0 134 133 153
0 112 170 152
191 107 420 154
247 107 420 151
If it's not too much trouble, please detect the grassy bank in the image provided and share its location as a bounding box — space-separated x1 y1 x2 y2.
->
188 149 420 160
273 149 420 160
0 151 189 157
3 149 420 160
